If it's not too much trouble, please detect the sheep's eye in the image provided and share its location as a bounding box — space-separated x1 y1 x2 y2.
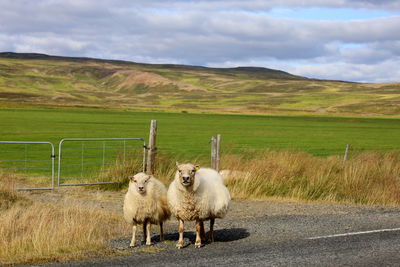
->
133 179 137 183
178 170 182 173
191 170 195 173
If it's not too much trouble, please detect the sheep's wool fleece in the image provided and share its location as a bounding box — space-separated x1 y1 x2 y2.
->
167 168 231 221
123 177 170 224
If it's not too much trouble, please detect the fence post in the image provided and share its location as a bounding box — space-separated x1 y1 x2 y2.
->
216 134 221 171
211 136 216 169
146 120 157 174
211 134 221 171
343 144 350 163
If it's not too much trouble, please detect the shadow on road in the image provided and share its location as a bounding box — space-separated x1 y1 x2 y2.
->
160 228 249 243
214 228 250 242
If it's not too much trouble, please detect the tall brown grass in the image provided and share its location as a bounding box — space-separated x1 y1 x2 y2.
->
221 150 400 206
94 149 400 206
0 174 129 265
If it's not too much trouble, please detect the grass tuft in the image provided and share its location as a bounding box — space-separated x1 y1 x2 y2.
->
0 172 32 210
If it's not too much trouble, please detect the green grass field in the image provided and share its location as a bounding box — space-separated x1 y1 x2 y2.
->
1 107 399 202
1 106 399 187
1 107 399 157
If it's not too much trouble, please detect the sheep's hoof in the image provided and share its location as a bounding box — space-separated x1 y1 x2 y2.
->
146 241 153 246
176 242 184 249
194 242 202 248
129 243 136 248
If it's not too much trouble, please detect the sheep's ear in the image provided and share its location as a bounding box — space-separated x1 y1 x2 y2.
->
195 165 200 171
128 176 135 182
176 161 179 167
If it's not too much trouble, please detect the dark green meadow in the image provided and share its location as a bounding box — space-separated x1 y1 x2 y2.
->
1 107 399 201
1 107 399 159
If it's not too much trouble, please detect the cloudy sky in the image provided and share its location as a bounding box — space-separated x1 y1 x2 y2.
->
1 0 400 83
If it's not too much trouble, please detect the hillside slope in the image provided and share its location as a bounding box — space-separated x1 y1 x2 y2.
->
0 52 399 115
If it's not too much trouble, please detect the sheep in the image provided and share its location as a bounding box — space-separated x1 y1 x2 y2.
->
123 172 171 247
167 163 231 248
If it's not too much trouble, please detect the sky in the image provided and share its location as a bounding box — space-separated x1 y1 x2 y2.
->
0 0 400 83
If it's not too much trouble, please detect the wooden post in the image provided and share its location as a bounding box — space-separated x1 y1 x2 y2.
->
216 134 221 171
343 144 350 163
211 136 216 169
146 120 157 174
211 134 221 170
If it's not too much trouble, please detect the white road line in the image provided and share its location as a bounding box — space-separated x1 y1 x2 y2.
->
307 228 400 240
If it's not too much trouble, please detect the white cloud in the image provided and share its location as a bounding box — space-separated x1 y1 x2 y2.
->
4 35 89 56
0 0 399 82
288 60 400 83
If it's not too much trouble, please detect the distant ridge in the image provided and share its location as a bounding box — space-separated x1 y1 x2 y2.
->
0 52 399 116
0 52 305 80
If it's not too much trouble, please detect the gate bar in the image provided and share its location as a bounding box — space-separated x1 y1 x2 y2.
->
58 138 146 187
0 141 55 190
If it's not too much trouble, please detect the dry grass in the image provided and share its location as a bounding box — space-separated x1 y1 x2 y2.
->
221 150 400 206
1 149 399 264
101 149 400 206
0 174 129 265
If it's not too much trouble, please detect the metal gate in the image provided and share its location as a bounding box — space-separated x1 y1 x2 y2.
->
0 141 55 190
58 138 146 186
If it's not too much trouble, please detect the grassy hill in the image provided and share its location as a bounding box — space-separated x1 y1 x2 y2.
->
0 52 399 116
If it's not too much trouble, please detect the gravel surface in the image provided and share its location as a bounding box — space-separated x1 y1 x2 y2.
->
25 188 400 266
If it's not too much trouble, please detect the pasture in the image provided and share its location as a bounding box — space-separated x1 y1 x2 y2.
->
0 107 399 196
1 107 399 159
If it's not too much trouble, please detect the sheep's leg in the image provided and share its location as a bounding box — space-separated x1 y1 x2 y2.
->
130 223 137 247
208 218 215 243
142 221 147 243
176 219 184 249
159 222 164 242
200 220 206 242
146 222 153 246
195 219 203 248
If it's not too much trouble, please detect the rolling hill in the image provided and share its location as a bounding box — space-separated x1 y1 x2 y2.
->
0 52 399 116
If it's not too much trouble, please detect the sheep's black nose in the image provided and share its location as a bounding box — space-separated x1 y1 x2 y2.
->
139 186 144 190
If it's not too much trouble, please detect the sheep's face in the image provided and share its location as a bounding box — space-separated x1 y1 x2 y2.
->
176 163 199 187
129 172 151 194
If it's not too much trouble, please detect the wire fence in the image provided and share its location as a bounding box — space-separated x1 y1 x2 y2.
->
0 141 55 190
57 138 146 186
1 135 398 190
0 138 146 189
214 142 399 159
157 137 216 167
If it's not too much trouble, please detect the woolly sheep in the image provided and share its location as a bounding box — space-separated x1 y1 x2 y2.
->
167 163 231 248
123 172 171 247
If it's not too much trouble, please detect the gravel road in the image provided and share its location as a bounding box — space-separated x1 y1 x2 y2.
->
29 189 400 267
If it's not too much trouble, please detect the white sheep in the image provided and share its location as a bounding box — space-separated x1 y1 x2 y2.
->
123 172 171 247
167 163 231 248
